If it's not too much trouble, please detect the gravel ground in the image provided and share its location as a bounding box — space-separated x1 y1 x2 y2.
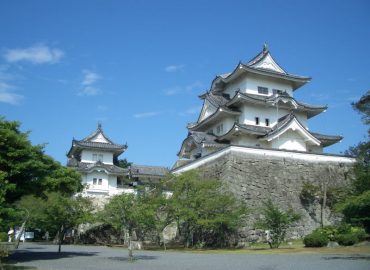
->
7 242 370 270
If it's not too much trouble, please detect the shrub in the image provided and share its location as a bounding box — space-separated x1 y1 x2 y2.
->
303 231 329 247
0 232 7 242
336 233 358 246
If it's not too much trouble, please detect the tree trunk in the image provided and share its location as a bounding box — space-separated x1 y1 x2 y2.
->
58 225 64 253
321 182 328 228
127 231 133 261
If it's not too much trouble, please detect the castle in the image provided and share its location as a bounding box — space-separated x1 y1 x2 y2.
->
67 124 168 198
172 45 355 239
174 45 343 169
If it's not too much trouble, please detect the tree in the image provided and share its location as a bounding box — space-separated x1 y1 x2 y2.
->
168 170 247 248
0 117 82 231
352 90 370 126
255 199 301 248
16 193 93 253
338 191 370 232
101 193 157 260
337 92 370 232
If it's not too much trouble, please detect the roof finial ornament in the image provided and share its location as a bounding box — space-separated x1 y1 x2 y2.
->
263 42 269 52
98 121 102 130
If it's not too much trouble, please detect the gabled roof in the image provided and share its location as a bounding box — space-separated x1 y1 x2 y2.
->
210 46 311 92
188 106 241 132
216 113 342 148
226 91 327 119
177 131 226 158
261 113 321 146
67 124 127 158
217 122 271 141
74 161 128 175
246 44 287 74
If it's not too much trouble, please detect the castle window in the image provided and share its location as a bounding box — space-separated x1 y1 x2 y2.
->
98 154 103 162
98 178 102 185
93 178 97 185
255 117 260 125
258 86 268 95
265 118 270 126
92 154 97 161
273 89 283 95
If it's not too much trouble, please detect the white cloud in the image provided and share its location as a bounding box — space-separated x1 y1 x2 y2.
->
164 64 184 72
82 70 101 86
0 82 22 105
78 70 102 96
4 44 64 64
133 111 161 119
0 70 23 105
78 86 99 96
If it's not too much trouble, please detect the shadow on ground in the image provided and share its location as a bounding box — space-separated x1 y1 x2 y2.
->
323 256 370 261
107 255 157 262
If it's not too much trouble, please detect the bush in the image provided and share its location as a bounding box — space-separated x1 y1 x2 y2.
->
335 224 368 245
0 232 7 242
303 231 329 247
336 233 358 246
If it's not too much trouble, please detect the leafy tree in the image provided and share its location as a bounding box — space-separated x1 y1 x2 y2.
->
114 158 132 169
0 117 82 231
168 170 247 248
337 92 370 232
352 90 370 125
16 193 93 252
101 193 157 260
255 199 301 248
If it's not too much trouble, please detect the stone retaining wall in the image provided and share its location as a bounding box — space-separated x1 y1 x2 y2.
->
177 147 355 245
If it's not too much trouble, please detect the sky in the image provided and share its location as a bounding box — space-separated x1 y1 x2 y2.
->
0 0 369 168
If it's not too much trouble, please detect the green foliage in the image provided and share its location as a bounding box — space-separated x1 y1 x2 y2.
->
352 90 370 125
303 231 329 247
300 182 319 205
0 232 7 242
114 158 132 169
16 193 93 252
304 224 367 247
168 171 247 248
255 199 301 249
338 191 370 232
0 117 82 231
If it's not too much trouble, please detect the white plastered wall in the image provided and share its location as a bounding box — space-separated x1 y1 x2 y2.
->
271 130 307 152
81 149 114 164
245 73 293 97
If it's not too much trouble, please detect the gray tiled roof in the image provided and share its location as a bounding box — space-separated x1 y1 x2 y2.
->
311 132 343 147
73 140 127 151
130 164 169 177
73 161 128 175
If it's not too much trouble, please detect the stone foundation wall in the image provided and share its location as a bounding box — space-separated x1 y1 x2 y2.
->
188 149 354 244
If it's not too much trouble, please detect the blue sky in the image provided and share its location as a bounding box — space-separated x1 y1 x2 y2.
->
0 0 369 167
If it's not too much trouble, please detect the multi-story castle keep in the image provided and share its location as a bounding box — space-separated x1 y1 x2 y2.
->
173 45 355 240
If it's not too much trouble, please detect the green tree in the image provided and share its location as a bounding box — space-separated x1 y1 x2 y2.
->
0 117 82 231
101 193 157 260
168 170 247 248
338 191 370 232
16 193 93 253
255 199 301 249
338 92 370 232
352 90 370 125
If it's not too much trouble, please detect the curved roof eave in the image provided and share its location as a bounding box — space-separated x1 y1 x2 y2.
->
262 115 321 146
210 63 311 93
189 107 241 131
